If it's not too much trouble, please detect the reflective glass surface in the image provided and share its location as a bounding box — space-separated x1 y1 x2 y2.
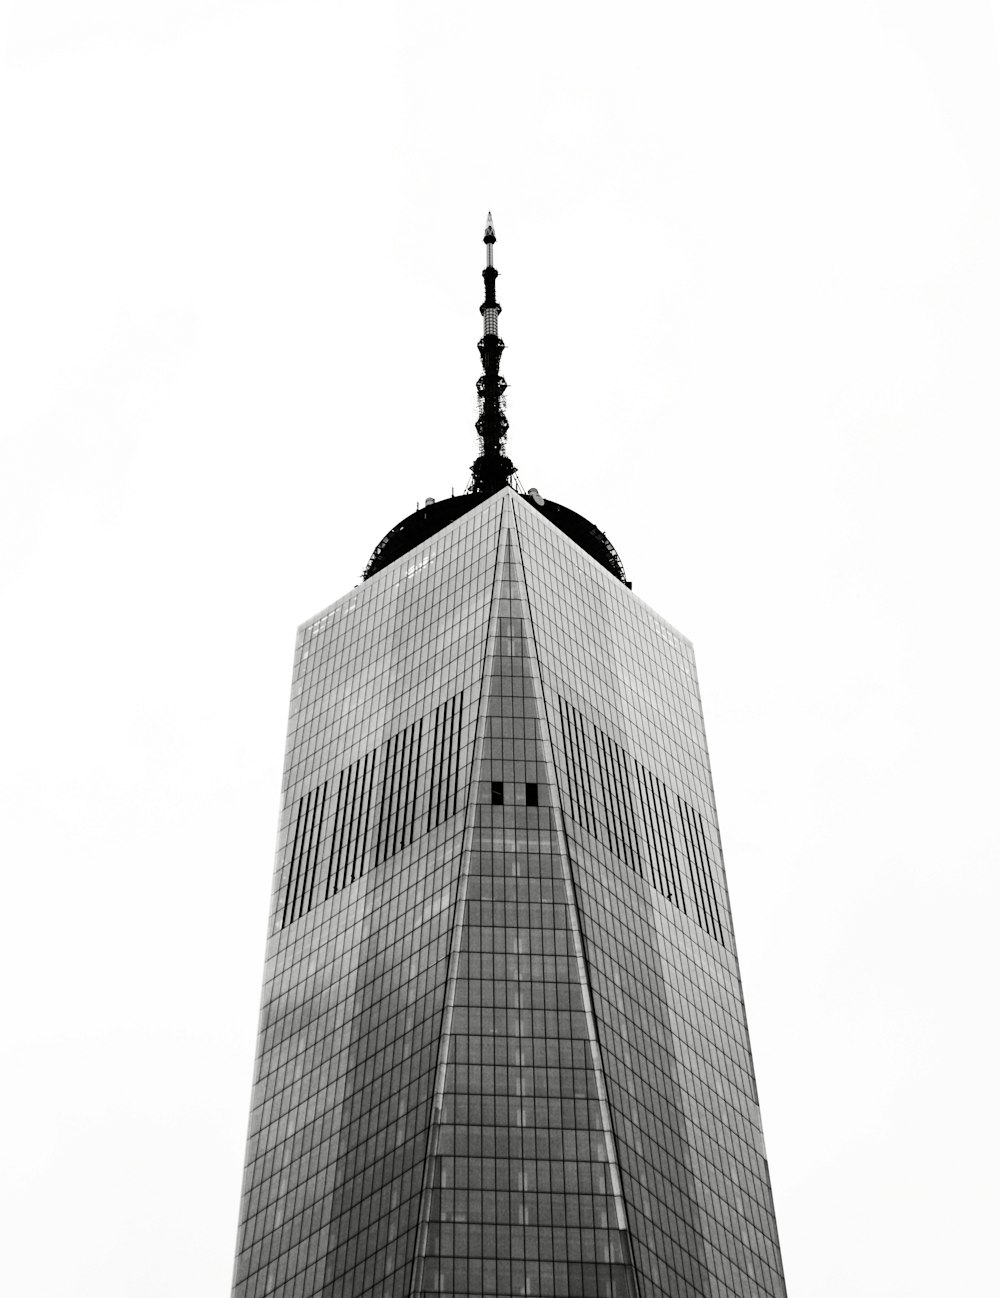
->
232 490 784 1298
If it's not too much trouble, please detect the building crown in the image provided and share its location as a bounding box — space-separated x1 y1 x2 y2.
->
361 218 627 587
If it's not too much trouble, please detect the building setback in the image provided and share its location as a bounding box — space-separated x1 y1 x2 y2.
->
232 218 786 1298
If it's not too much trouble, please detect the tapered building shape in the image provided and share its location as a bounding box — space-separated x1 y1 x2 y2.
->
233 220 785 1298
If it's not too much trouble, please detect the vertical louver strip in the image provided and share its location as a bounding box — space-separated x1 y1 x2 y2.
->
348 758 368 887
281 793 309 928
290 788 316 923
340 762 359 890
427 704 442 833
574 706 599 836
408 719 423 846
450 692 464 819
324 769 346 899
660 783 686 913
593 726 617 857
676 797 704 931
679 798 721 942
397 724 413 852
292 785 325 923
697 811 725 944
559 698 584 831
374 734 395 865
612 738 641 876
635 761 665 896
334 763 355 896
304 781 327 915
440 698 455 826
357 751 375 882
683 799 724 946
381 731 402 863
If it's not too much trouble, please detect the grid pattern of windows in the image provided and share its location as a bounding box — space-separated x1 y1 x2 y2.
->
233 489 785 1298
411 532 639 1297
233 496 505 1298
513 496 784 1298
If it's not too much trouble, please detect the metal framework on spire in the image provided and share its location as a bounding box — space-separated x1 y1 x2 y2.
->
361 214 629 586
470 213 516 495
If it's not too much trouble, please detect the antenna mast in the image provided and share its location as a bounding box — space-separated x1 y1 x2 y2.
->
470 213 516 494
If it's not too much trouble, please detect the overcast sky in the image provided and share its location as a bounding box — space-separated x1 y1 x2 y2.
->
3 3 999 1295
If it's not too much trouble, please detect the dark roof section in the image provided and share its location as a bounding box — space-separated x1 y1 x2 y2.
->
362 496 480 581
531 497 629 586
362 492 629 586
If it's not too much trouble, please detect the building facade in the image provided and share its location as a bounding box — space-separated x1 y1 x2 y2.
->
232 223 785 1298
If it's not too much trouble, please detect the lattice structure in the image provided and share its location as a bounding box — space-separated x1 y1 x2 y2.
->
362 218 630 587
470 213 516 495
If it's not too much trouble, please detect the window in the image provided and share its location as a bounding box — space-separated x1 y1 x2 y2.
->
525 783 538 807
491 781 504 805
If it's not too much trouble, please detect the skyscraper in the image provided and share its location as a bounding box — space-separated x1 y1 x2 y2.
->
232 217 785 1298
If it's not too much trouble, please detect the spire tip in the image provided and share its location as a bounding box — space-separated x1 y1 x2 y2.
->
471 214 513 494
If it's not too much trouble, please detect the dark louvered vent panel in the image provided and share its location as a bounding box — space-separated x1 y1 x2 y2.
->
281 782 330 927
427 693 463 831
676 796 725 945
557 695 725 947
279 691 464 930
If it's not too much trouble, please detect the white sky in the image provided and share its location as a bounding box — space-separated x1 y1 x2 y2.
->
3 3 999 1295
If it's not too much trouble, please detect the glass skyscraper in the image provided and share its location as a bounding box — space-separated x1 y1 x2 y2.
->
232 219 785 1298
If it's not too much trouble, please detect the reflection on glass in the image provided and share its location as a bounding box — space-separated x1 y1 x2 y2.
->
232 492 784 1298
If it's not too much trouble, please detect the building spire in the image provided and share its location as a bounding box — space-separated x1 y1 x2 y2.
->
470 212 516 495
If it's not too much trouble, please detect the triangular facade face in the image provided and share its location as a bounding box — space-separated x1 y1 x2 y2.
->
412 526 639 1297
233 491 785 1298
